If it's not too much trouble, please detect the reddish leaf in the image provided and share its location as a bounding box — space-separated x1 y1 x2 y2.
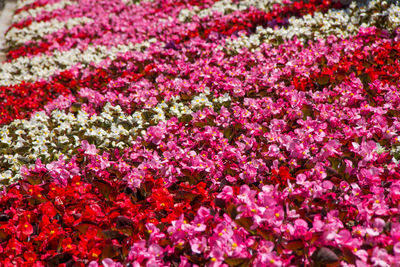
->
317 75 330 86
235 217 254 233
75 223 101 235
283 240 304 251
224 257 251 267
93 180 113 199
312 247 339 265
227 204 238 220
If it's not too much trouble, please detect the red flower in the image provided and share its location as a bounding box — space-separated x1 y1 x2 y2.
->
5 238 24 255
23 251 37 262
88 247 103 260
270 166 295 187
17 221 33 238
61 238 77 252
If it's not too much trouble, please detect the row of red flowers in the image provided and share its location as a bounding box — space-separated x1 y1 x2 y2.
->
0 149 214 265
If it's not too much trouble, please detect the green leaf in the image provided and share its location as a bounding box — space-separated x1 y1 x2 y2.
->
214 198 226 209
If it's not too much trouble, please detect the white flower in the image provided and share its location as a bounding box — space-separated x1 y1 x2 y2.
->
0 170 13 182
58 135 69 144
101 112 113 121
0 134 12 144
153 112 166 122
191 94 212 109
375 143 386 155
213 93 231 103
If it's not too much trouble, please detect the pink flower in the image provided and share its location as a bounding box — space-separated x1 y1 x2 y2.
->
190 236 207 254
81 140 98 155
146 223 166 243
146 124 167 145
293 219 309 237
393 242 400 256
102 258 123 267
334 229 362 251
371 247 393 267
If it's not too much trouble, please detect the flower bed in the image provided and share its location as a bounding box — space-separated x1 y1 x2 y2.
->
1 0 400 265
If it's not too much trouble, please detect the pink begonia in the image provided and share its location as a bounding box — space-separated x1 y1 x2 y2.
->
253 241 283 266
146 124 167 145
44 94 76 114
81 140 98 155
102 259 124 267
78 87 107 108
334 229 362 250
146 223 166 243
46 155 80 185
371 247 394 267
127 240 166 266
217 186 234 201
294 219 309 237
87 259 123 267
195 207 212 223
189 236 207 254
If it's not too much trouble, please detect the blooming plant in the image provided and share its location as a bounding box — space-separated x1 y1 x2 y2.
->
0 0 400 265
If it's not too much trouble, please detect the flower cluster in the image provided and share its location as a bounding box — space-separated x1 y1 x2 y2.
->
0 164 214 265
224 0 400 52
0 0 400 265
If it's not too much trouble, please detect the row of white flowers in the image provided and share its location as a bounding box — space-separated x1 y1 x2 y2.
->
15 0 61 10
16 0 38 8
12 0 76 23
122 0 155 5
0 38 157 86
178 0 288 22
5 16 93 46
223 0 400 53
0 90 231 184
